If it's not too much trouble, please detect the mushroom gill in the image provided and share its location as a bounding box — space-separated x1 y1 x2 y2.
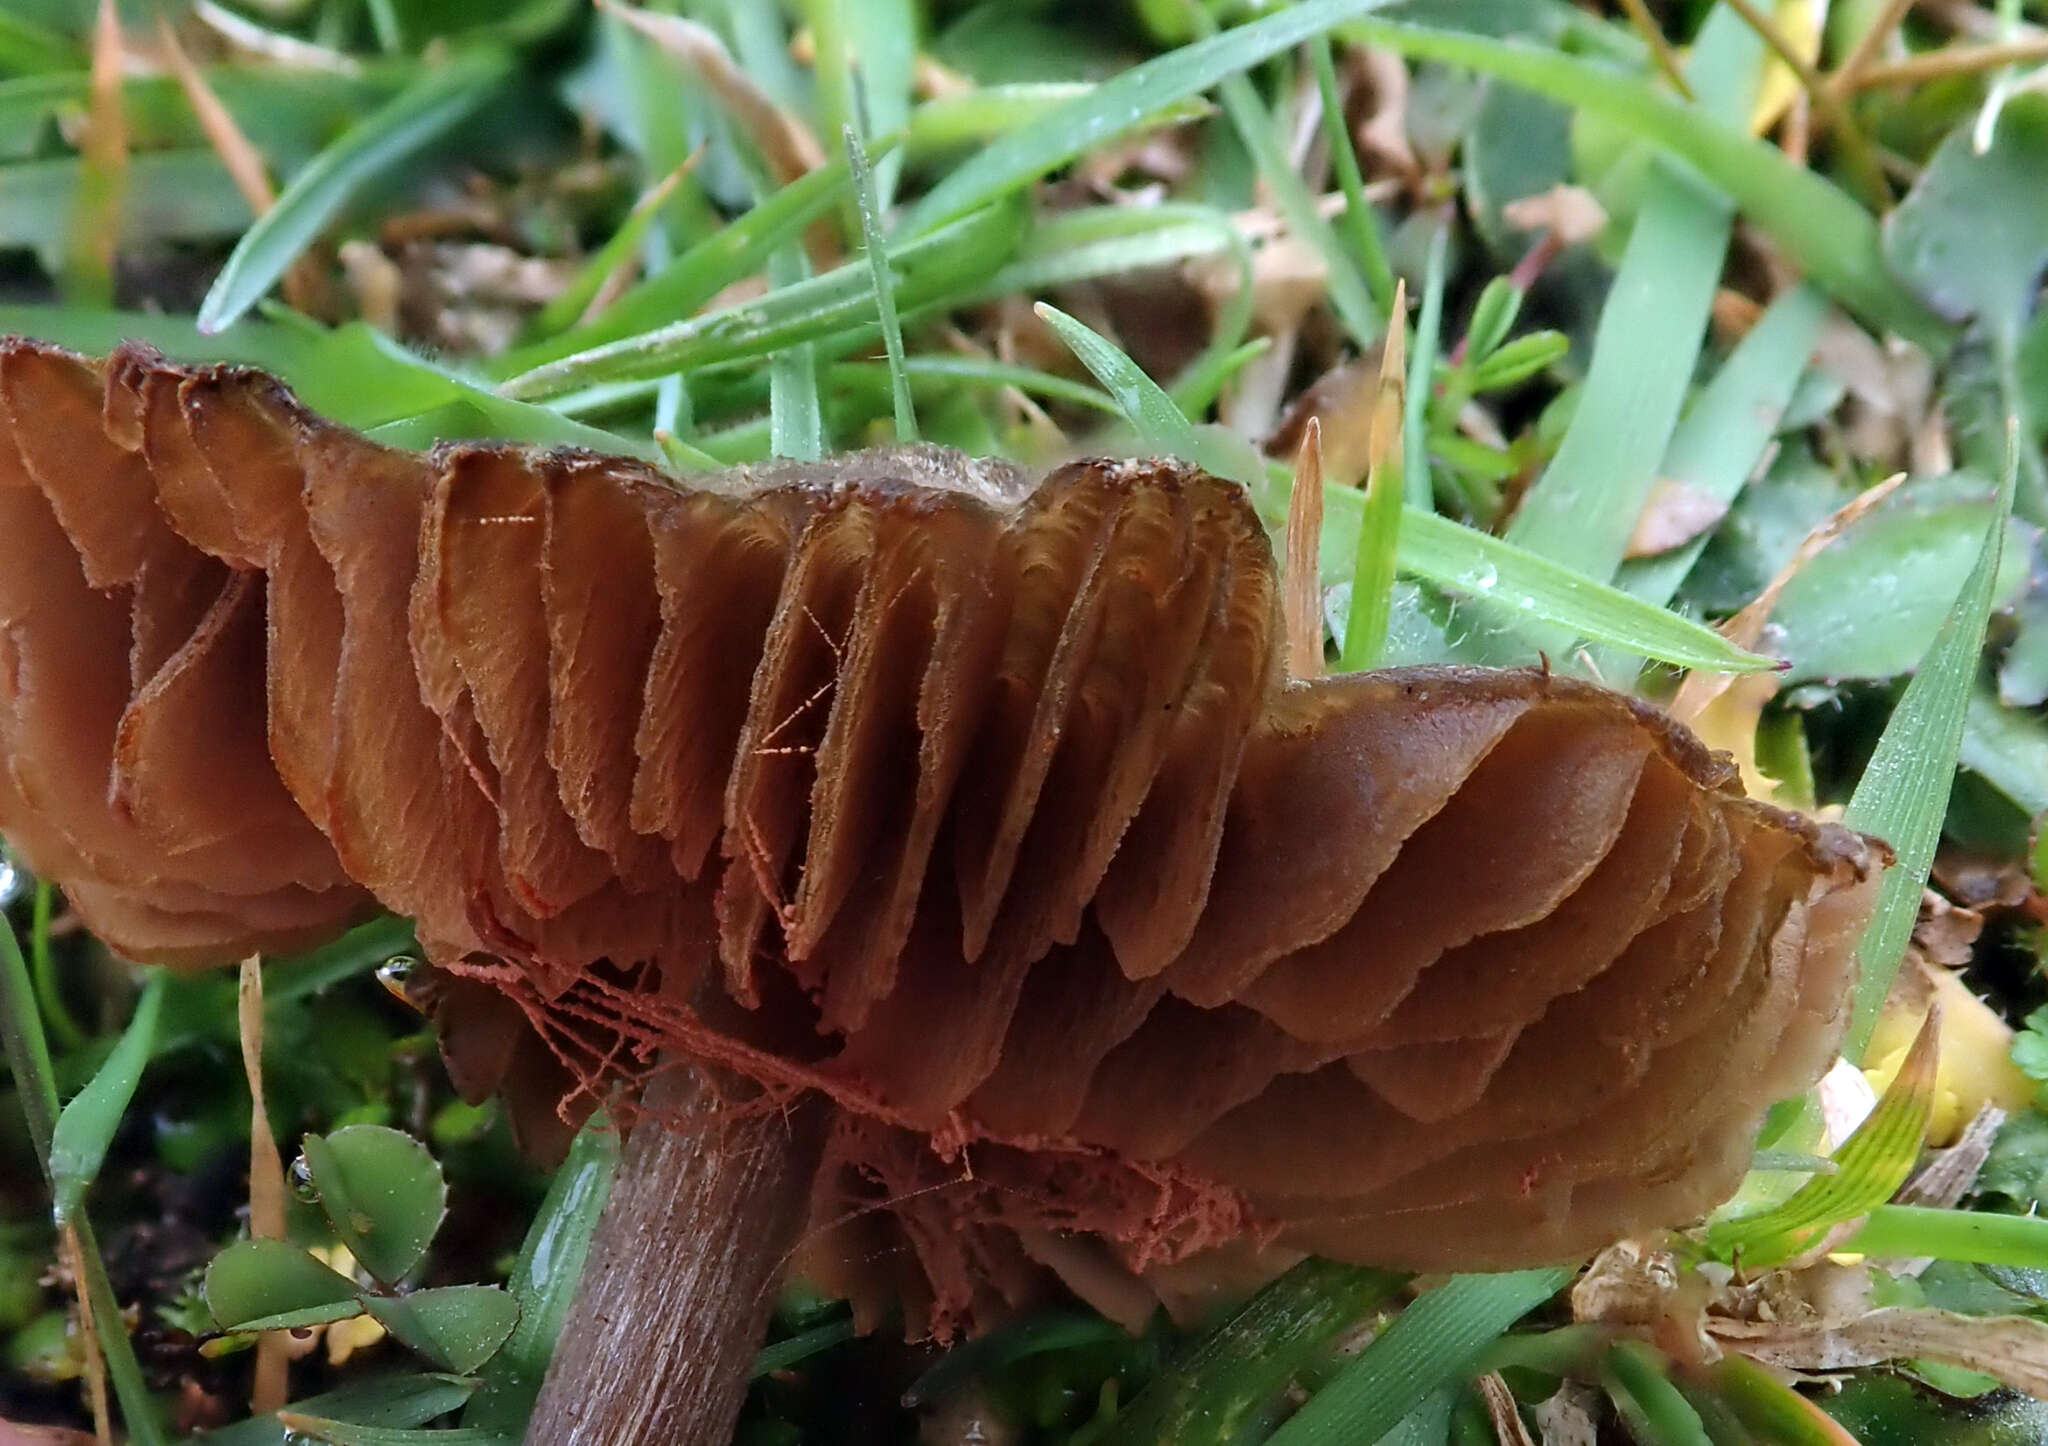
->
0 338 1884 1343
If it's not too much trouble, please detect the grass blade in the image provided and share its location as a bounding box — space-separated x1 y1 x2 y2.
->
193 1375 478 1446
1603 1341 1714 1446
902 0 1397 238
1100 1259 1405 1446
1265 1268 1574 1446
845 124 915 441
1337 16 1950 349
1846 1205 2048 1268
498 198 1019 398
767 244 823 460
1311 34 1394 311
1339 284 1407 670
1709 1011 1938 1267
1617 282 1828 611
462 1115 620 1434
1033 301 1257 484
1842 439 2018 1060
48 970 165 1225
1035 303 1774 674
198 47 511 332
1503 163 1730 582
1404 221 1448 509
1 916 167 1444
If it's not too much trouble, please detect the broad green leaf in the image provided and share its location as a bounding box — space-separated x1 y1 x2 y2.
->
1771 476 2033 683
199 48 513 332
191 1375 477 1446
1843 447 2019 1059
463 1116 620 1433
1825 1373 2048 1446
1100 1259 1404 1445
1885 94 2048 345
1265 1268 1573 1445
301 1125 448 1288
365 1286 520 1376
204 1240 363 1332
1961 678 2048 817
48 971 165 1224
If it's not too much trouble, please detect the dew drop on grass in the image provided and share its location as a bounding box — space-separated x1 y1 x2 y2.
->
289 1154 320 1204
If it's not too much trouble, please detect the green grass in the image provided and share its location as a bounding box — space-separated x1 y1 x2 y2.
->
2 1 2047 1444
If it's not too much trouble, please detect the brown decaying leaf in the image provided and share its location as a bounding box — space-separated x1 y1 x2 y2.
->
1478 1371 1537 1446
0 339 1884 1338
1626 481 1731 561
1714 1307 2048 1399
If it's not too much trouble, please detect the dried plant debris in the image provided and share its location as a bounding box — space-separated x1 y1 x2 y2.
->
0 339 1885 1338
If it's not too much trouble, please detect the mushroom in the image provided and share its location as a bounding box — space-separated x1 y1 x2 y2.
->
0 339 1885 1445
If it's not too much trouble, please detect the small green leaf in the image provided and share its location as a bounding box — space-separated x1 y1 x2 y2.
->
1467 330 1569 392
48 970 164 1224
365 1286 520 1375
198 48 511 332
301 1125 448 1288
1462 277 1523 366
204 1240 363 1333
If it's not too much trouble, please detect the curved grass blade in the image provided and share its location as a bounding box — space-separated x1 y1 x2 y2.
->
903 0 1397 238
1311 35 1393 312
48 970 165 1225
1710 1010 1938 1268
1265 1268 1574 1446
499 198 1019 398
1336 16 1950 350
191 1375 478 1446
0 917 166 1445
1040 302 1775 674
462 1114 620 1433
1843 438 2018 1059
1603 1341 1714 1446
198 48 512 332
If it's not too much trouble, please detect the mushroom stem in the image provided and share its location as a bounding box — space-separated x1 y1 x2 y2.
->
527 1065 828 1446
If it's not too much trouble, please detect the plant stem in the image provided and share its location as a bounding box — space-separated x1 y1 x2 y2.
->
525 1065 829 1446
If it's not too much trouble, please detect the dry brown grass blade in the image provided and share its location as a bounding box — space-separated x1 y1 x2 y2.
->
598 0 826 186
1284 417 1326 679
239 955 291 1414
1478 1370 1537 1446
1721 0 1893 203
55 1226 110 1446
1670 472 1908 725
1824 0 1921 98
1614 0 1695 99
157 16 275 214
1847 37 2048 89
63 0 128 306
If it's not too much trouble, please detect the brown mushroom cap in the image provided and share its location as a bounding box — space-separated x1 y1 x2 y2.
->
0 338 1884 1336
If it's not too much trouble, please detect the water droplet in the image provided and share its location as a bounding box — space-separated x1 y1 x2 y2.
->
289 1155 320 1204
1471 564 1498 592
0 854 24 909
376 954 420 1004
